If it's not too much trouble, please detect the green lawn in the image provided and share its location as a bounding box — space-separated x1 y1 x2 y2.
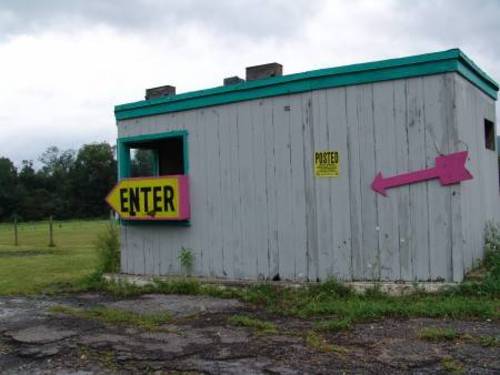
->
0 219 109 295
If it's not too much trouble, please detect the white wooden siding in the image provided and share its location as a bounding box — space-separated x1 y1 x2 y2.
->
118 72 498 282
454 74 500 276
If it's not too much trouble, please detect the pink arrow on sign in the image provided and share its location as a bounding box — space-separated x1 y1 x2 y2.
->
372 151 473 196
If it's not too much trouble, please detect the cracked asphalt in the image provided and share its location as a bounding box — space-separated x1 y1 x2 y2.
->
0 293 499 374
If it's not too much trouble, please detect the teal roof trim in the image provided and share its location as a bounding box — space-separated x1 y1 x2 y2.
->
115 49 498 121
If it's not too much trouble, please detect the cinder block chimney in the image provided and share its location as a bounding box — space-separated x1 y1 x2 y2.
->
145 85 176 100
223 76 245 86
246 62 283 81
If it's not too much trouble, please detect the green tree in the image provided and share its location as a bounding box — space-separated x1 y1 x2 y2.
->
17 160 51 220
38 147 76 219
39 146 75 177
131 148 155 177
18 160 38 191
0 157 18 219
69 143 117 218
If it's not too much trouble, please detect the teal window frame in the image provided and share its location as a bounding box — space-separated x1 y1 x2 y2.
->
117 129 190 226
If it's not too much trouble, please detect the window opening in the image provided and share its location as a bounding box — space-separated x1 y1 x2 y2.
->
484 119 495 151
130 148 156 177
128 136 185 178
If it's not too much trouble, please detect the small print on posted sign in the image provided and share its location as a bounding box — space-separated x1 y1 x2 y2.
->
314 150 340 177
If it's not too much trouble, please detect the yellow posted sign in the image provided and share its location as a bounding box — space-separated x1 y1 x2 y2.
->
314 150 340 177
106 175 190 221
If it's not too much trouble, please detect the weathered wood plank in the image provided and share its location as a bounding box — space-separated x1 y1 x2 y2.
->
394 80 412 280
289 93 308 280
120 226 129 273
453 75 473 276
236 101 257 279
273 95 295 280
423 75 452 281
445 74 464 282
325 87 352 280
302 92 318 281
373 81 400 281
311 89 333 281
204 108 223 277
407 77 430 281
251 99 271 279
345 86 363 280
218 104 238 278
262 98 280 279
129 226 145 275
469 84 484 269
228 105 244 278
357 84 379 280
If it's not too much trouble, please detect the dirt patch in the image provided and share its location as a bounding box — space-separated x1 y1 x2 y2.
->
5 325 76 344
104 294 243 317
0 294 499 374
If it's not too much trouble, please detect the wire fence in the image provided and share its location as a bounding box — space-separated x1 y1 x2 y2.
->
0 212 117 248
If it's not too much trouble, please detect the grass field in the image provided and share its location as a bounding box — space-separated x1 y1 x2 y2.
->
0 219 109 295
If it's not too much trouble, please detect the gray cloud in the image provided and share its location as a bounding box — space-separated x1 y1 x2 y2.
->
393 0 500 60
0 0 320 40
1 0 500 167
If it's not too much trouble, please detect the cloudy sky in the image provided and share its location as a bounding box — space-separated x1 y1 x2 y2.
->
1 0 500 167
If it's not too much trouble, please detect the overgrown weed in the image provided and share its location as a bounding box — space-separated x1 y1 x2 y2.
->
314 318 352 332
441 356 465 374
418 327 458 342
227 314 278 334
91 276 499 323
49 305 171 330
447 222 500 297
305 331 348 354
94 223 120 273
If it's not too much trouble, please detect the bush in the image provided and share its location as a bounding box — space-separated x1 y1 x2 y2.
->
452 222 500 297
308 278 353 298
95 223 120 273
177 247 194 276
483 222 500 280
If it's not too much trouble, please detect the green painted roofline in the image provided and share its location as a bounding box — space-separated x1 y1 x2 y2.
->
115 49 498 121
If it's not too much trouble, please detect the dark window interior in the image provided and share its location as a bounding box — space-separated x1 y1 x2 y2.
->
158 137 184 175
484 119 495 151
129 136 184 177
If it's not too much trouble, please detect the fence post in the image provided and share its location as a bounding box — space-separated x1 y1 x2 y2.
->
109 209 115 227
48 216 55 247
14 216 18 246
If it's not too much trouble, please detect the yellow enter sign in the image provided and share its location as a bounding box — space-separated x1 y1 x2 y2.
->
106 175 190 221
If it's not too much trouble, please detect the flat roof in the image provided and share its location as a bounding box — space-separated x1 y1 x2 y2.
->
115 49 498 121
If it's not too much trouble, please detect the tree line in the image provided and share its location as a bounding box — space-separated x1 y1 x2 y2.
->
0 143 117 221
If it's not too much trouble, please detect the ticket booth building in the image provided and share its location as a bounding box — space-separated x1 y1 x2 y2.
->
112 49 499 282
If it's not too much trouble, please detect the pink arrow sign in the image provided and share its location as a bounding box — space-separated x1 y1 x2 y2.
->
372 151 473 196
